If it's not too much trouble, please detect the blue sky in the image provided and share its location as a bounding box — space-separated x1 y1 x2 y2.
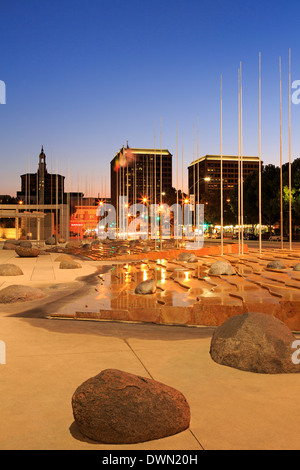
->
0 0 299 196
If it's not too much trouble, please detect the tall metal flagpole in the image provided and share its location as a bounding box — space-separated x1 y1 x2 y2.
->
154 120 157 250
240 62 244 255
177 121 179 247
259 52 262 255
28 158 31 237
280 56 284 250
220 74 224 255
197 117 200 229
126 147 129 240
116 153 119 237
182 132 185 241
238 66 241 255
193 125 195 231
160 117 163 251
289 48 292 251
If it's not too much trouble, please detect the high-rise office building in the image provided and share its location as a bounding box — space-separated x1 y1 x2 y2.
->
110 146 173 210
188 154 260 202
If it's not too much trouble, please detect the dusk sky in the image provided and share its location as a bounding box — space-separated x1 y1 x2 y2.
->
0 0 299 197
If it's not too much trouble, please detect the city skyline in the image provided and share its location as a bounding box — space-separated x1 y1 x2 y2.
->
0 1 299 196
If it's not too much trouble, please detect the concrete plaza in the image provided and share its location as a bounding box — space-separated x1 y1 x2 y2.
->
0 243 299 450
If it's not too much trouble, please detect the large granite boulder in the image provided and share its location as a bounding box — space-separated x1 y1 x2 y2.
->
210 312 300 374
72 369 190 444
267 260 286 270
59 259 82 269
177 252 198 263
15 247 40 258
209 260 235 275
0 264 23 276
135 279 156 295
0 285 46 303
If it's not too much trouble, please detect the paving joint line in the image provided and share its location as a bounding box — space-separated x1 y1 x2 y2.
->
123 338 205 450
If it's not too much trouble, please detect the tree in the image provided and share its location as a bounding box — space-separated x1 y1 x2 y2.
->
229 164 280 230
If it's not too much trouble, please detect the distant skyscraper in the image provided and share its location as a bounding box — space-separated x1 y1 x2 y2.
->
110 145 173 211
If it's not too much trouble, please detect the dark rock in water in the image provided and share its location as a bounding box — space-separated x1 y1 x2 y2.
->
209 260 235 275
135 279 156 295
101 238 111 245
267 260 286 270
82 243 91 249
116 246 130 255
15 247 40 258
59 259 82 269
142 246 150 253
293 263 300 271
91 239 101 246
0 285 46 303
177 252 198 263
72 369 191 444
0 264 23 276
210 312 300 374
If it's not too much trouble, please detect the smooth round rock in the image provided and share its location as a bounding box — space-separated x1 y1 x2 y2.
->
66 241 82 249
59 259 82 269
267 260 286 270
0 264 23 276
19 241 32 248
177 252 198 263
4 239 20 246
72 369 191 444
15 247 40 258
54 254 74 262
116 246 130 255
209 260 235 275
0 285 46 303
3 243 18 250
210 312 300 374
293 263 300 271
45 237 57 245
135 279 156 295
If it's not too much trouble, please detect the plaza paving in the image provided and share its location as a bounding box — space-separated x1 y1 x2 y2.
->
0 241 299 450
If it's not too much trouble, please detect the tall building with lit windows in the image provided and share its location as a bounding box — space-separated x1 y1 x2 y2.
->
17 146 65 204
188 154 260 202
110 145 173 210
